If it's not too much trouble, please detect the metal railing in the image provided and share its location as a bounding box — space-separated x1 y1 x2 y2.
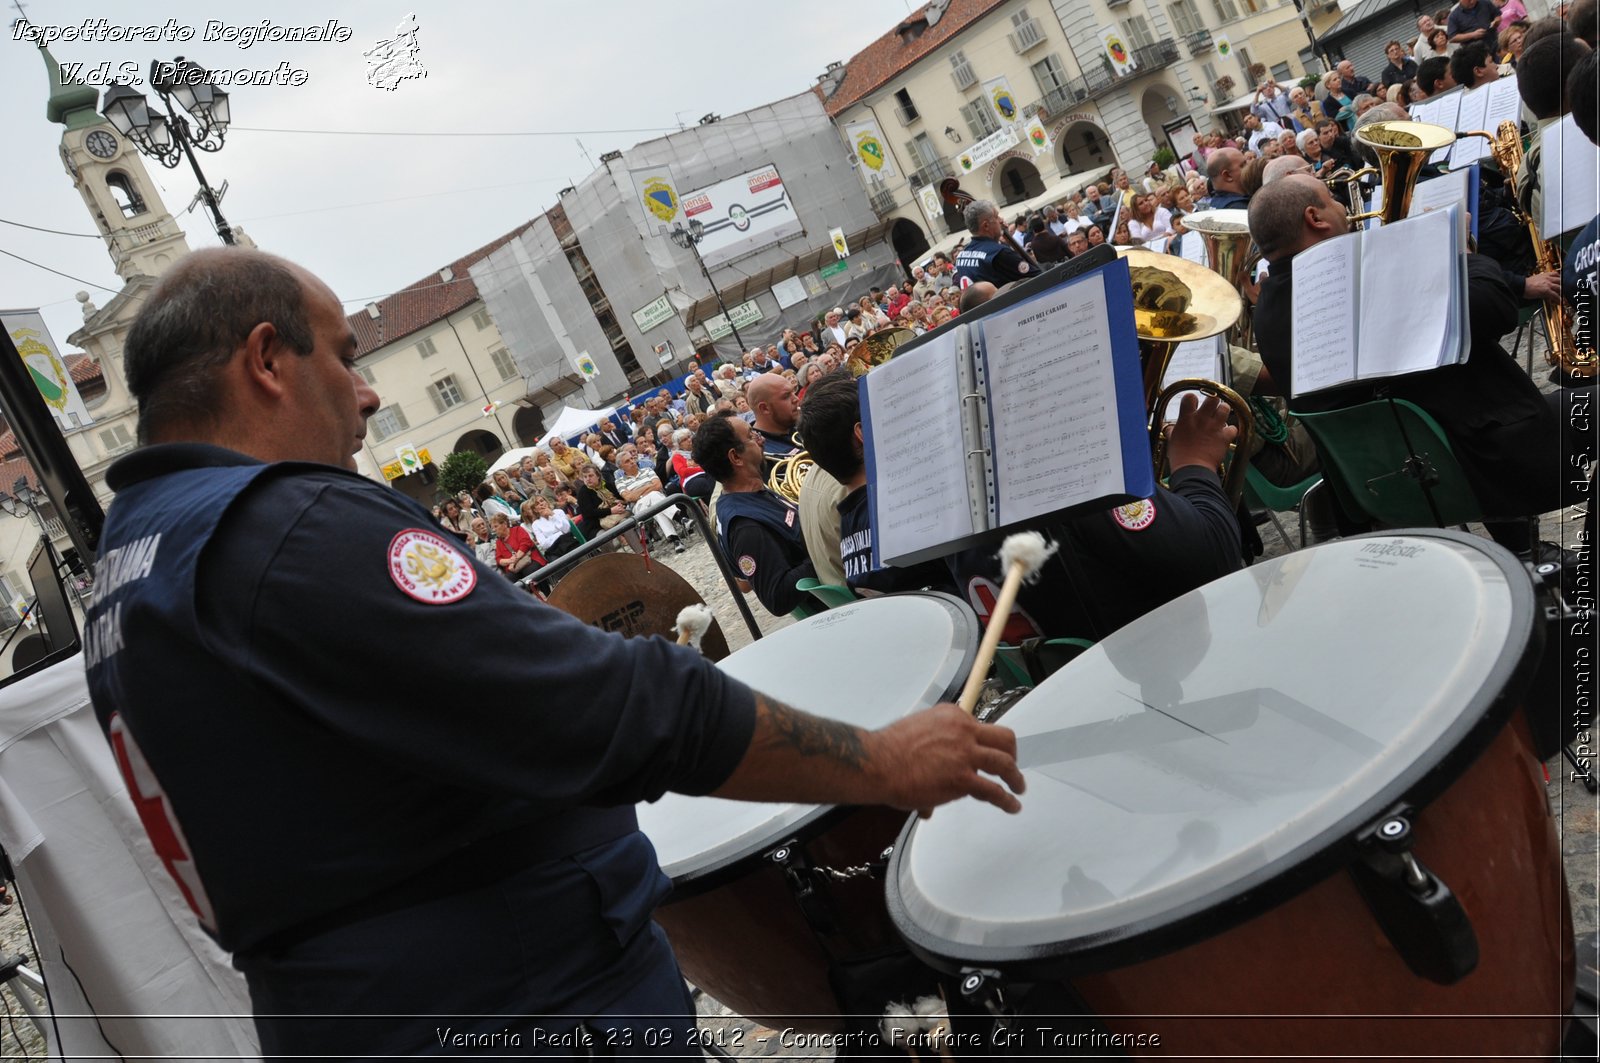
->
907 159 955 189
1185 29 1213 57
1034 40 1182 115
868 186 897 215
519 493 764 644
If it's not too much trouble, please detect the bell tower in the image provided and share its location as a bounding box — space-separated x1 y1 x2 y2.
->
43 46 190 282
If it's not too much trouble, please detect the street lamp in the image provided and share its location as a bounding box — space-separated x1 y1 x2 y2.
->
669 219 747 353
101 57 235 245
0 478 40 522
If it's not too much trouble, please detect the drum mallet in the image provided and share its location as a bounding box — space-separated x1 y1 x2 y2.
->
957 531 1058 713
675 603 714 650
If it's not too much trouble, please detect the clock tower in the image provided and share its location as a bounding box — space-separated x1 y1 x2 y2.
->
43 46 191 282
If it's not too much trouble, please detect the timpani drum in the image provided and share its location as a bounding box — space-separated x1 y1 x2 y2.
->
887 531 1573 1058
639 591 977 1032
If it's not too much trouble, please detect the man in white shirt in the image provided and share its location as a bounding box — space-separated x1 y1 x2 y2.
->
1414 14 1451 60
820 308 848 349
1243 113 1285 155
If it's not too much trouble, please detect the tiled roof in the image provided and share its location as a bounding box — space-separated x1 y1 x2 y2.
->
821 0 1005 118
0 455 40 496
65 353 101 385
346 220 540 356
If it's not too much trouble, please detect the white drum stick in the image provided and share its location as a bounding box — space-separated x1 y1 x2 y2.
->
674 603 714 649
957 531 1058 713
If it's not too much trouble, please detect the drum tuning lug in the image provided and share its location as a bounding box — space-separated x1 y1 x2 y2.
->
1350 805 1478 985
958 967 1010 1018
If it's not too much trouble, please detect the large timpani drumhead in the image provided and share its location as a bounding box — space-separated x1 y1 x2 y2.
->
639 591 977 889
887 532 1540 975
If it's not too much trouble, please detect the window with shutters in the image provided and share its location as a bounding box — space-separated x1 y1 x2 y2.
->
1010 8 1046 51
949 50 977 90
358 365 376 385
893 88 919 125
1272 62 1293 83
906 133 940 168
490 347 517 382
369 404 409 442
1168 0 1201 37
1203 60 1220 89
471 309 492 331
416 336 438 359
1210 0 1239 21
1126 15 1156 48
1031 53 1070 96
961 98 1000 139
1236 44 1255 79
98 423 134 456
429 376 463 413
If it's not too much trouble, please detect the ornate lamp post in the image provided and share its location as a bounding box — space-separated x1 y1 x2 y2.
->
670 219 746 353
100 57 235 244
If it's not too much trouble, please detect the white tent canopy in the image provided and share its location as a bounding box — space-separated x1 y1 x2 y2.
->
538 404 618 447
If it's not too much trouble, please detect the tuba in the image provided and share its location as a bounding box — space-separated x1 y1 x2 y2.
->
1324 120 1457 226
1464 121 1597 379
1120 249 1256 503
1181 208 1257 349
860 326 917 367
765 433 813 504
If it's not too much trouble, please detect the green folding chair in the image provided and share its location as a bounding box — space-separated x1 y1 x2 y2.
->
1243 465 1324 550
1291 399 1481 530
993 643 1034 691
1024 637 1097 681
794 577 858 611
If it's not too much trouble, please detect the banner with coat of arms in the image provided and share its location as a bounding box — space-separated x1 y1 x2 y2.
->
843 119 896 178
980 76 1020 125
630 168 681 227
1099 26 1137 76
1214 33 1234 62
1023 115 1052 157
0 310 94 430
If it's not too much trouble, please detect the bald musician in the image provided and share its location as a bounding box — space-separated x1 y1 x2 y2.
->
1250 175 1580 554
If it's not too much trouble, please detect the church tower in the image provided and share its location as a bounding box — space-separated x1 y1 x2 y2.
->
42 46 191 282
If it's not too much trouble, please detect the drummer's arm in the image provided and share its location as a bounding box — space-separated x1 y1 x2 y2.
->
710 691 1025 816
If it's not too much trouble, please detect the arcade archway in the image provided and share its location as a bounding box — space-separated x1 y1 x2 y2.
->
993 157 1045 206
1059 121 1115 175
890 218 930 276
511 405 546 447
453 429 503 463
1140 86 1185 160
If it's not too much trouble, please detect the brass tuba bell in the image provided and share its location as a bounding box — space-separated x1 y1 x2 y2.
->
1119 248 1255 503
1325 120 1457 227
1180 208 1257 349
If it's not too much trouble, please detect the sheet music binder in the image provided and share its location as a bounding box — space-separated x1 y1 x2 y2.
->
861 252 1154 569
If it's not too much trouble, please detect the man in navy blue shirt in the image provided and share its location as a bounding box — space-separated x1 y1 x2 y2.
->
954 199 1039 287
84 247 1025 1060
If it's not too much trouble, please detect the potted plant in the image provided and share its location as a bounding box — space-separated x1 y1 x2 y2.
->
1214 74 1236 100
1152 146 1177 169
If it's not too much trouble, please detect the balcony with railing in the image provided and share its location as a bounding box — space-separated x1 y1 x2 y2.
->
1035 40 1182 115
1184 29 1213 57
907 159 955 190
867 186 898 215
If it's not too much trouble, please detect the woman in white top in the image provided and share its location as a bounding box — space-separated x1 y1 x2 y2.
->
524 497 578 557
1127 193 1174 244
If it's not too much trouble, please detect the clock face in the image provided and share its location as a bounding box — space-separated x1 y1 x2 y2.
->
85 130 118 159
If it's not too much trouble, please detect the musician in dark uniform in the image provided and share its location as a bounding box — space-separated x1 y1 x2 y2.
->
954 199 1039 288
694 411 816 615
82 247 1026 1060
1249 174 1579 554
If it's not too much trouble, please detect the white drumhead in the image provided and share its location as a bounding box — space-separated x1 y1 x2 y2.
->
640 592 976 882
892 534 1532 960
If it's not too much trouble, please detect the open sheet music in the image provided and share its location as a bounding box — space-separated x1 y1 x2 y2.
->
862 256 1153 567
1541 114 1600 238
1368 165 1479 240
1288 205 1469 397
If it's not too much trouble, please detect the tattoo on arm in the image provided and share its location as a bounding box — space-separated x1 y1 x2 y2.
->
757 693 868 771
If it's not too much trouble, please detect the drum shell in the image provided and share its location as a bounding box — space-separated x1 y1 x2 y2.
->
654 805 911 1033
969 714 1573 1057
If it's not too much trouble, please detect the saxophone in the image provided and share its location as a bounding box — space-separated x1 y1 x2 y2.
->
1488 120 1597 379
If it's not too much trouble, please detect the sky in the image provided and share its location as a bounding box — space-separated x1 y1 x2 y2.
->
2 0 920 350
